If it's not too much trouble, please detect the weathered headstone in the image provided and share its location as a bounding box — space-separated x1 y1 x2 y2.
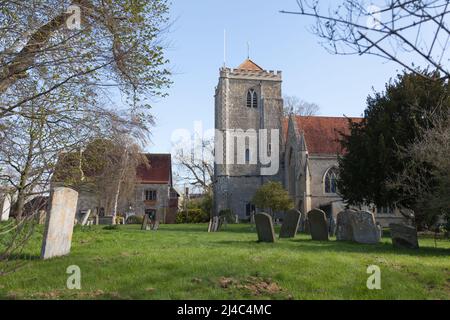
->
80 209 91 226
208 216 219 232
307 209 329 241
141 214 150 230
38 210 47 225
99 216 115 225
279 209 301 238
1 194 12 222
336 209 355 241
390 223 419 249
255 212 276 243
349 211 380 244
329 215 337 237
376 222 383 239
41 187 78 260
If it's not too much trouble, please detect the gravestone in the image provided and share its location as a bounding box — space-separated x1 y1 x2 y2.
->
208 216 220 232
141 214 150 230
41 187 78 260
336 209 355 241
349 211 380 244
279 209 302 238
390 223 419 249
207 219 213 232
1 194 12 222
38 210 47 225
307 209 329 241
329 215 337 237
99 216 115 225
255 212 276 243
80 209 91 226
376 222 383 239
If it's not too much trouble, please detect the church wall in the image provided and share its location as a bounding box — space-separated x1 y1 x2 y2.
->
307 155 342 215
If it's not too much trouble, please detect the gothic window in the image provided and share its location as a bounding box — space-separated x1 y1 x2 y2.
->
246 89 258 108
324 167 339 194
245 148 250 163
144 189 157 201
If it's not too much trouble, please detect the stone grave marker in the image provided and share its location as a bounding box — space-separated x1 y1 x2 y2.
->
336 209 355 241
41 187 78 260
255 212 276 243
80 209 91 226
349 211 380 244
390 223 419 249
38 210 47 225
307 209 329 241
141 214 150 230
279 209 301 238
1 194 12 222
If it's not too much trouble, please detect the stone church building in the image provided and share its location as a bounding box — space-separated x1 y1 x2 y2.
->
213 59 405 227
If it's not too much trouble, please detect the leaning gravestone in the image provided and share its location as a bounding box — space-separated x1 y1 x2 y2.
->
38 210 47 225
308 209 329 241
41 187 79 260
80 209 91 226
280 209 302 238
141 214 150 230
255 212 276 243
1 194 12 222
336 209 355 241
390 223 419 249
349 211 380 244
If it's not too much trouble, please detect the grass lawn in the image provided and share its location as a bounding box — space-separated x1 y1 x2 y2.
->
0 223 449 300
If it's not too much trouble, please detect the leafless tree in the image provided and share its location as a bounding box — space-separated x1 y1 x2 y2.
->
281 0 450 79
283 95 320 116
174 137 214 195
0 0 171 274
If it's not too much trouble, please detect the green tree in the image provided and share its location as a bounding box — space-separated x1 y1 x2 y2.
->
338 70 449 228
252 181 294 217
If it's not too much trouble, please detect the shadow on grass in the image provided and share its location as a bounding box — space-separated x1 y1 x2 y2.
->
158 225 258 234
0 253 41 262
214 237 450 257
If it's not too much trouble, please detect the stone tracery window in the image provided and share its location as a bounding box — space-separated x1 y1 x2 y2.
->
324 167 339 194
246 89 258 108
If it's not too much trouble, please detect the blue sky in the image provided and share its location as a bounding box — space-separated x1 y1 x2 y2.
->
147 0 407 153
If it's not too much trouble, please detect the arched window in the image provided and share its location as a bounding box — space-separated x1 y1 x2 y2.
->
245 148 250 163
246 89 258 108
324 167 339 194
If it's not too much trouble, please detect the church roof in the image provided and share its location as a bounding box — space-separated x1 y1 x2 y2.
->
288 116 362 155
237 59 264 71
136 154 173 185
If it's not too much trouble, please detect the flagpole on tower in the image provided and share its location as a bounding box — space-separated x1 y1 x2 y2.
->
247 41 250 59
223 29 226 67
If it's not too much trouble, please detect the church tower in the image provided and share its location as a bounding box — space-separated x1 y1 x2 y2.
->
213 59 284 218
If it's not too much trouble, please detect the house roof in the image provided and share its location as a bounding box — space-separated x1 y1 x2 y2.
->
136 154 172 184
237 59 264 71
288 116 362 155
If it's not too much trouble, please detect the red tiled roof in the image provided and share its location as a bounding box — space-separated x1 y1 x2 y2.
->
136 154 172 184
237 59 263 71
291 116 362 155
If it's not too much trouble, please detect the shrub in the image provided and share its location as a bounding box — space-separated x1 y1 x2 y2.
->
126 215 144 225
176 209 209 224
